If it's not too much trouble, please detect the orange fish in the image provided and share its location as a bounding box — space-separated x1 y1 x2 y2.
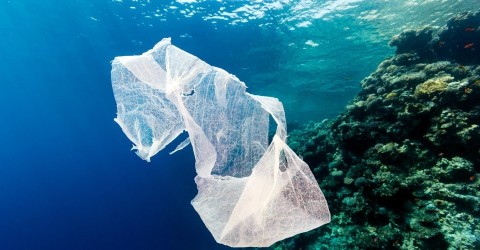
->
464 43 475 49
465 27 476 32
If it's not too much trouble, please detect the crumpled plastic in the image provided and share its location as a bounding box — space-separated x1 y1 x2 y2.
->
111 38 330 247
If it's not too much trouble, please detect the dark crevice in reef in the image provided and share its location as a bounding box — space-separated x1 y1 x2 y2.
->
268 10 480 250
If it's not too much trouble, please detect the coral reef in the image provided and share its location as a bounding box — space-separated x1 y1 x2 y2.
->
390 10 480 65
268 11 480 250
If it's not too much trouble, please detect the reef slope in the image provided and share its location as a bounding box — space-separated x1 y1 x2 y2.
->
274 11 480 250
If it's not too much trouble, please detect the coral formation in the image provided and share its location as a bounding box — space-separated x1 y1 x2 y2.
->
390 11 480 65
267 10 480 250
414 76 451 97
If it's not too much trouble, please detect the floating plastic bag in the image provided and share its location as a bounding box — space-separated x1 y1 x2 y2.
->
111 38 330 247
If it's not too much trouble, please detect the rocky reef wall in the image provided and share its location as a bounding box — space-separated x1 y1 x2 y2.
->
271 11 480 250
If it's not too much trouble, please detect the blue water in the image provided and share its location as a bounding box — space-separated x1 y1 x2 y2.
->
0 1 228 249
1 0 479 249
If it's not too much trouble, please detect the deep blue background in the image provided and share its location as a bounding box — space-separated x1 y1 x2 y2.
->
0 1 240 249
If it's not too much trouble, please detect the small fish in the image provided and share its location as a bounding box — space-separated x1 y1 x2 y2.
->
464 43 475 49
465 27 476 32
470 176 475 181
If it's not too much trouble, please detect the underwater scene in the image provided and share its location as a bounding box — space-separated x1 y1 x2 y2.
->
1 0 480 249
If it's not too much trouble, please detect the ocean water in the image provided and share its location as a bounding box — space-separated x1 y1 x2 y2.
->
1 0 479 249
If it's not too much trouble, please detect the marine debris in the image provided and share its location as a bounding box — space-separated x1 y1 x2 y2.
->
111 38 330 248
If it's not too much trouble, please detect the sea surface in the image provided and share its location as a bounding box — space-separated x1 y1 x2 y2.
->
1 1 479 249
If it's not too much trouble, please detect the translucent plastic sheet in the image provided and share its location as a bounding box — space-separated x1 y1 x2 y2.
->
111 38 330 247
